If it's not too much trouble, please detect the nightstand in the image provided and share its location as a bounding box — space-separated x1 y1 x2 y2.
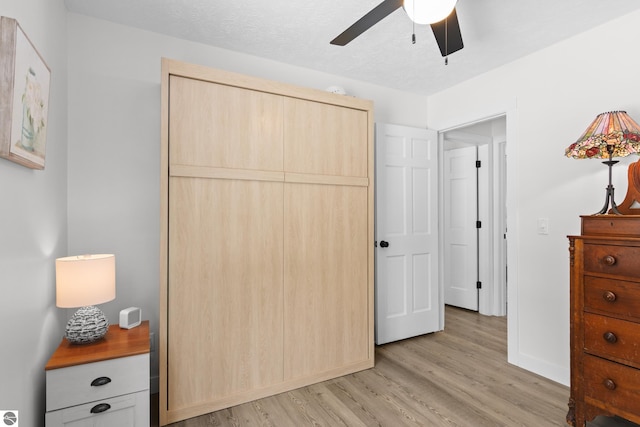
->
45 321 150 426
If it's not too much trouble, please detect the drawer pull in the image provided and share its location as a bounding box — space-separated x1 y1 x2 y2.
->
603 379 617 391
90 376 112 387
603 331 618 344
90 403 111 414
603 291 617 302
602 255 617 266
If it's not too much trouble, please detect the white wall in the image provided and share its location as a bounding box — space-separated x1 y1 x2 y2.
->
66 13 429 391
0 1 68 426
428 10 640 385
7 2 634 423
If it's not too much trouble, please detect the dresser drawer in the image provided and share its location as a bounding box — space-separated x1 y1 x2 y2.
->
45 390 149 426
46 354 149 411
582 216 640 237
583 243 640 278
584 313 640 365
584 276 640 320
583 354 640 416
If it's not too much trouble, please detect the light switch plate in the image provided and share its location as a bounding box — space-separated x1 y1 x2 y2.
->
537 218 549 235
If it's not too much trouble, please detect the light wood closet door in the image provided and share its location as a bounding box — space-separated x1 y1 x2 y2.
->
168 177 284 408
283 98 371 380
284 183 369 379
284 98 368 177
167 74 285 413
169 76 283 171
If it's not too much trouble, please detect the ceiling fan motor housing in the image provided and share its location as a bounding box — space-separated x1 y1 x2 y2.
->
403 0 458 25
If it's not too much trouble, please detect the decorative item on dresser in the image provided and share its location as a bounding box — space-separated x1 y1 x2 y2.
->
565 111 640 215
120 307 142 329
45 321 150 426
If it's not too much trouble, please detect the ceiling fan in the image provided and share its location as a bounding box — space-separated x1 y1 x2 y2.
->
330 0 464 57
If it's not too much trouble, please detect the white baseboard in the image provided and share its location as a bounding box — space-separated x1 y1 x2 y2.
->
515 352 569 387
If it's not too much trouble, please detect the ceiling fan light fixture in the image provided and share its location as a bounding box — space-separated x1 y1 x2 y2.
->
403 0 457 25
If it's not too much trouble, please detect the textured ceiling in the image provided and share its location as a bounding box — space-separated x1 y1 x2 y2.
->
64 0 640 96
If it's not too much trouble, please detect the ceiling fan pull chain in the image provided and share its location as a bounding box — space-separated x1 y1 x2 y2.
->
411 4 416 44
444 16 449 65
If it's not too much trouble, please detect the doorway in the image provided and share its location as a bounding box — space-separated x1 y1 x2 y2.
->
374 116 511 346
440 117 507 316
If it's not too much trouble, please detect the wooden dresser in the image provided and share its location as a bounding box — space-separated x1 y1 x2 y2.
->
568 215 640 426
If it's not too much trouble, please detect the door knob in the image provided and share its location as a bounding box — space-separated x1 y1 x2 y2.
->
380 241 389 248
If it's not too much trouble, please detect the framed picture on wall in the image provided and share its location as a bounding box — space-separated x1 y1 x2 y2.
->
0 16 51 170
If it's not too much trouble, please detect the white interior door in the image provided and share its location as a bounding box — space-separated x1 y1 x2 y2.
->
375 123 440 345
443 146 478 311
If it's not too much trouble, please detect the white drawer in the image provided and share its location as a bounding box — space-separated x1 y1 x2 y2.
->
46 354 149 411
45 389 149 427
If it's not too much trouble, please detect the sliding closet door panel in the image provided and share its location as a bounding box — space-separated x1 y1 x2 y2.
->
283 183 369 380
168 177 284 410
169 76 284 171
283 98 368 177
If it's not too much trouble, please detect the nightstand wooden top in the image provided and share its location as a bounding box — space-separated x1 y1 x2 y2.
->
46 321 149 370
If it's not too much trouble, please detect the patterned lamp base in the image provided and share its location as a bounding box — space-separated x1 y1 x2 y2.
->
66 306 110 344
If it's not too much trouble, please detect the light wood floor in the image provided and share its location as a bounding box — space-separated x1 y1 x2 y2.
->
153 306 637 426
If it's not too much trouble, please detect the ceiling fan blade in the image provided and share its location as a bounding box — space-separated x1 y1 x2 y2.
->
430 8 464 57
330 0 403 46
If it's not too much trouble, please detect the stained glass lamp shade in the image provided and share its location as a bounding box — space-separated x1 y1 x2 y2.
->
565 111 640 214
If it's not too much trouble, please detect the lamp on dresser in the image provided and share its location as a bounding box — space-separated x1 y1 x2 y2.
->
55 254 116 344
567 111 640 425
565 111 640 215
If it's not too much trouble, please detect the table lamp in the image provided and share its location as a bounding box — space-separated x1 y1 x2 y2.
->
55 254 116 344
565 111 640 214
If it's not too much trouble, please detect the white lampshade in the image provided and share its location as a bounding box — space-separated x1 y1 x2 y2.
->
56 254 116 308
403 0 457 25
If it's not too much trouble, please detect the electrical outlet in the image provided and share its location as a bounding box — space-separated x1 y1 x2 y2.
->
150 332 156 352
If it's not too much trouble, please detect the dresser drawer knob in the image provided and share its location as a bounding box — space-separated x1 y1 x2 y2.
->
603 255 617 266
90 403 111 414
603 291 617 302
90 376 112 387
603 331 618 344
603 379 617 391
